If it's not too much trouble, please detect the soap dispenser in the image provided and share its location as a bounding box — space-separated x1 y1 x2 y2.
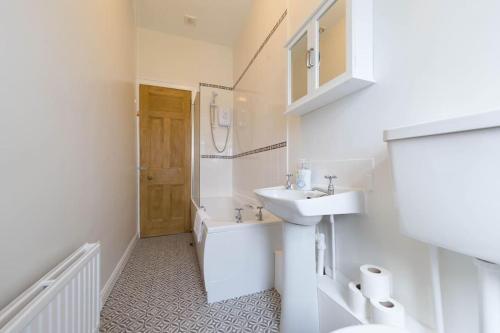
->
296 159 312 191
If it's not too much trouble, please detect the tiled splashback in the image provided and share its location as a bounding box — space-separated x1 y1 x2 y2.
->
199 85 234 156
233 145 288 200
198 8 289 200
307 159 375 191
199 85 233 198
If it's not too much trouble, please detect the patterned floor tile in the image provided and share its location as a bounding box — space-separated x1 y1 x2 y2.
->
100 233 280 332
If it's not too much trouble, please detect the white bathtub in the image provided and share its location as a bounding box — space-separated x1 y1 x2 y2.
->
194 196 282 303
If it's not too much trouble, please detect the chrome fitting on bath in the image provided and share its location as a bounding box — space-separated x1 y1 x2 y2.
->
285 174 293 190
235 208 244 223
256 206 264 221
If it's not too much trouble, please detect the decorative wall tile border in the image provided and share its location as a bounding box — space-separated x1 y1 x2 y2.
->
233 141 287 158
201 141 287 159
199 82 233 91
200 154 233 159
233 10 288 90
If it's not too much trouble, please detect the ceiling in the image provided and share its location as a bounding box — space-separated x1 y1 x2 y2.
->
135 0 252 46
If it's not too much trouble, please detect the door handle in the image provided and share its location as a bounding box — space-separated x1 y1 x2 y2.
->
306 48 315 69
147 176 153 181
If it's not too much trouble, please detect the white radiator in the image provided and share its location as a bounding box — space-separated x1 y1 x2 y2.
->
0 243 101 333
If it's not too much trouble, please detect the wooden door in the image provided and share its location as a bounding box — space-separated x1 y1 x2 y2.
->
140 85 192 237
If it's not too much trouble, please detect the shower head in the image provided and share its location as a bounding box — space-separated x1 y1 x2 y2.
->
211 92 218 105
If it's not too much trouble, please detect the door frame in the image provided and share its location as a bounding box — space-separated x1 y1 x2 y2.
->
135 79 197 236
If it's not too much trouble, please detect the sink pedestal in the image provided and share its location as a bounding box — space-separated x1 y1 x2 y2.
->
474 258 500 333
281 222 320 333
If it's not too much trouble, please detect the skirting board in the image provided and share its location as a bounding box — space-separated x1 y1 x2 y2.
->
100 233 138 308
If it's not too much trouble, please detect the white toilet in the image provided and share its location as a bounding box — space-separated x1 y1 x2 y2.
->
331 324 409 333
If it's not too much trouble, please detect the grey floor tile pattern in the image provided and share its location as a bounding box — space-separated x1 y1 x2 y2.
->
100 233 281 333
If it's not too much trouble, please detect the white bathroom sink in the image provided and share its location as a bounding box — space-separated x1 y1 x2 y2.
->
254 186 364 226
255 186 365 332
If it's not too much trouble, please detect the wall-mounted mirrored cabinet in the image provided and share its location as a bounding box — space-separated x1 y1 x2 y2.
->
286 0 374 116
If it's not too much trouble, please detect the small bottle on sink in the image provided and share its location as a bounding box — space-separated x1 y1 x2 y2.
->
296 159 312 191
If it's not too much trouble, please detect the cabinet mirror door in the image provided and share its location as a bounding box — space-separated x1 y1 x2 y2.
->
290 32 308 102
318 0 347 87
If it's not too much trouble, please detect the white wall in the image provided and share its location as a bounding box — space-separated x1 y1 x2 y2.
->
287 0 322 39
288 0 500 331
232 0 288 199
233 0 287 82
137 27 233 88
0 0 137 308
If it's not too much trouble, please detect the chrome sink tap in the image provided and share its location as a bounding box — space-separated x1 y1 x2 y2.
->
256 206 264 221
235 208 244 223
312 175 337 195
285 174 293 190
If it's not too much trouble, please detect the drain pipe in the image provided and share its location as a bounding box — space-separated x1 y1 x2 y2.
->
329 215 336 280
316 233 326 276
429 246 445 333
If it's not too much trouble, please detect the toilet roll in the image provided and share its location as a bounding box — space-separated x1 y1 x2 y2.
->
347 282 368 319
360 264 392 300
370 298 406 328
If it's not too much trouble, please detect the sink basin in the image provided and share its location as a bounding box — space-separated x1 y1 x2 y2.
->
254 186 364 225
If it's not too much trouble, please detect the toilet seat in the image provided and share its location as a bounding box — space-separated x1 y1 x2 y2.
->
331 324 410 333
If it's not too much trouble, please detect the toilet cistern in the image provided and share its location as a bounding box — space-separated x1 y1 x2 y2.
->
385 109 500 333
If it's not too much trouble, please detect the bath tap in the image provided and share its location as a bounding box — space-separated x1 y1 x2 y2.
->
256 206 264 221
235 208 243 223
285 174 293 189
312 175 337 195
